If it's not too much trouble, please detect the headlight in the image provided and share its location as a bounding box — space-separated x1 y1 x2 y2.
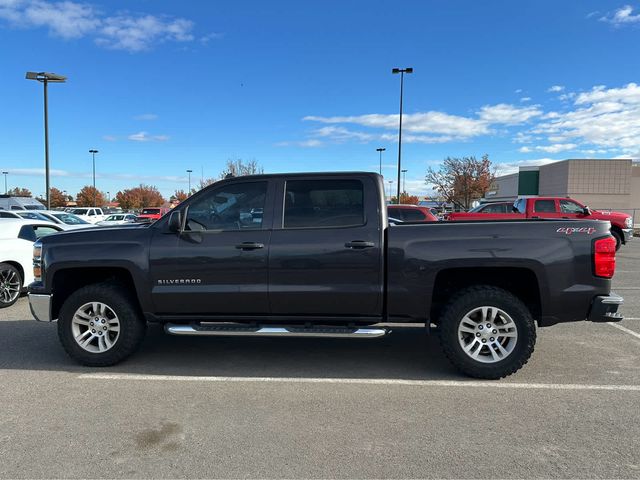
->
625 217 633 228
33 241 43 282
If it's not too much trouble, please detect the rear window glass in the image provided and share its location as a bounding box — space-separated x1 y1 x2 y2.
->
284 179 364 228
141 208 161 215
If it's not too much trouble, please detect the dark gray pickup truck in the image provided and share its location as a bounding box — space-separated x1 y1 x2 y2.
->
28 172 623 378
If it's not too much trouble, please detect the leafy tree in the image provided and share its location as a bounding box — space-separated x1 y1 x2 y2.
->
76 186 106 207
391 193 420 205
114 185 165 210
425 155 495 210
170 189 188 203
49 187 68 208
7 187 32 197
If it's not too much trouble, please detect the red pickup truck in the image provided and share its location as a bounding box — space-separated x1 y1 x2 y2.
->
447 197 633 249
136 207 170 223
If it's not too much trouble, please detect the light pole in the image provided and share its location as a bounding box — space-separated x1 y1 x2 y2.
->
387 180 394 202
2 171 7 194
187 169 193 194
376 147 386 175
89 149 98 204
401 169 408 203
107 191 110 203
392 67 413 204
25 72 67 209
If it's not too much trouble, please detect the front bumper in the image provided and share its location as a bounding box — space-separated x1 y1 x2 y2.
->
588 293 623 322
622 228 633 243
29 293 53 322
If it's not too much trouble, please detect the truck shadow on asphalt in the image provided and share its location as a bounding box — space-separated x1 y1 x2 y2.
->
0 320 464 380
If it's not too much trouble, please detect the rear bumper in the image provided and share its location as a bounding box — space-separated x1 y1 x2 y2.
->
29 293 53 322
622 228 633 243
588 293 623 323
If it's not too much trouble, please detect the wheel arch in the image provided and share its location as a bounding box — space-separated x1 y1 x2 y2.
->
51 267 141 320
430 267 542 325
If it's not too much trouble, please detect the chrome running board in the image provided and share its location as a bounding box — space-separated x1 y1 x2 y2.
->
165 323 389 338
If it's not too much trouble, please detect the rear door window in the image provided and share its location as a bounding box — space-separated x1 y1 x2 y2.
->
534 200 556 213
283 179 364 228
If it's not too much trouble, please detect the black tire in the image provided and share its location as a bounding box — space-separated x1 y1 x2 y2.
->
58 282 146 366
439 285 536 379
611 230 622 251
0 262 22 309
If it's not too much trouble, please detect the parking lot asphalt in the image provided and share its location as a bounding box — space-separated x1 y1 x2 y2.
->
1 243 639 479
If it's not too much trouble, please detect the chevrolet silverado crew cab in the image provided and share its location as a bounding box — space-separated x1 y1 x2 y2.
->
28 172 623 379
447 196 633 250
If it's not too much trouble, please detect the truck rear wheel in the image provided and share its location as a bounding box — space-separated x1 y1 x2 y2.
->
57 283 146 366
439 286 536 379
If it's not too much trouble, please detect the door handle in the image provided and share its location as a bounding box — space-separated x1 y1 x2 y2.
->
235 242 264 250
345 240 375 249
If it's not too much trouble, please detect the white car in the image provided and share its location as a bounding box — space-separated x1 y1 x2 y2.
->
97 213 138 226
68 207 107 224
0 219 64 308
38 210 95 230
1 209 93 230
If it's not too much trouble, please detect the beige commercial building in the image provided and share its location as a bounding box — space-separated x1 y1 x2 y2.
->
488 159 640 215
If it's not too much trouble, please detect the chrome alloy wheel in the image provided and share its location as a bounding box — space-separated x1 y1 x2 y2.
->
71 302 120 353
0 268 21 304
457 306 518 363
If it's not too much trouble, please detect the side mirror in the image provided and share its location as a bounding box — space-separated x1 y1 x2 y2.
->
582 206 591 216
168 210 182 232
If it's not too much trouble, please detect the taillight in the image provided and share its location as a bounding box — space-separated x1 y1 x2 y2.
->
593 236 616 278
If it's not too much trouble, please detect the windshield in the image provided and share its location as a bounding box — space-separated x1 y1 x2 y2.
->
17 211 49 221
52 212 89 225
71 208 88 215
141 208 161 214
24 204 46 210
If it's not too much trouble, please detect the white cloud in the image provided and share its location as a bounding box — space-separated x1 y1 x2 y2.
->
0 0 204 52
547 85 565 93
520 97 531 102
600 5 640 25
303 103 541 146
521 143 578 153
532 83 640 151
128 131 169 142
97 14 194 52
476 103 542 125
134 113 158 121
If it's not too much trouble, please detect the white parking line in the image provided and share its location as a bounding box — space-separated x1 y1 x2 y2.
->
608 322 640 341
79 373 640 392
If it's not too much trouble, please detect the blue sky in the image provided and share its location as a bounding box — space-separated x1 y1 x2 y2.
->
1 0 640 199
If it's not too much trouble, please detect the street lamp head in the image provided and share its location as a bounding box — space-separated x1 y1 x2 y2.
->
405 68 413 74
401 169 408 173
392 67 413 74
2 171 7 175
376 147 386 152
89 149 98 155
25 71 67 83
186 169 193 173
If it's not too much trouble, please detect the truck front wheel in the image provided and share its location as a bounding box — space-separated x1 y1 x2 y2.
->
439 286 536 379
57 283 146 366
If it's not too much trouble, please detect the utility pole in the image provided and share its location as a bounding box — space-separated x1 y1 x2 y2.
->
89 149 98 205
2 171 7 194
376 148 386 175
25 72 66 209
401 169 408 203
187 169 193 194
392 67 413 204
